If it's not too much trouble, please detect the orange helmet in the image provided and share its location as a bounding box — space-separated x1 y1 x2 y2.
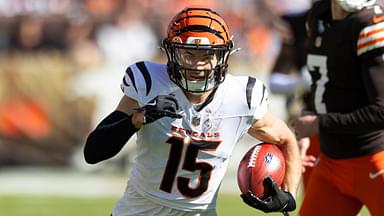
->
163 7 234 94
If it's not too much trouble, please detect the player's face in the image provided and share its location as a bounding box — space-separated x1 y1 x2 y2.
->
175 48 219 81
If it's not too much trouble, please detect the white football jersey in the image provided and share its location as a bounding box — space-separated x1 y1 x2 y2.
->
117 61 268 212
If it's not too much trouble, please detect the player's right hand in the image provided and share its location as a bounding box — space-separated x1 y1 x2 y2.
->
240 177 296 213
139 95 182 124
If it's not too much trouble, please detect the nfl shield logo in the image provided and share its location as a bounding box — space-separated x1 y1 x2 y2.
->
264 152 273 164
192 116 201 126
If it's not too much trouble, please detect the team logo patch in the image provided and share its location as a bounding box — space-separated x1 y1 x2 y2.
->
186 37 210 45
202 108 214 131
202 118 213 131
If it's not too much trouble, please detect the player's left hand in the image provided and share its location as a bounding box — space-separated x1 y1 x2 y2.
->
240 177 296 213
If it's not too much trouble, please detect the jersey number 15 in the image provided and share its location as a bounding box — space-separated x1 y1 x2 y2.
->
160 136 221 198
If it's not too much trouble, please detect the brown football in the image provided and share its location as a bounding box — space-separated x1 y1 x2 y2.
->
237 143 286 199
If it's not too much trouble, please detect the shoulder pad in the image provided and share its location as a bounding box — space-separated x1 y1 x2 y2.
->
121 61 174 105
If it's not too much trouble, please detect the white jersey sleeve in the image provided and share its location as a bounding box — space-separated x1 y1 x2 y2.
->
239 75 269 121
218 74 269 121
120 61 178 106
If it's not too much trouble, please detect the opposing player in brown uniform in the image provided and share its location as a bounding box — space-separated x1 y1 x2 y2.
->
292 0 384 215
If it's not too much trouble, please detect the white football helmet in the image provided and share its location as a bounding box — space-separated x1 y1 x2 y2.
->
336 0 376 12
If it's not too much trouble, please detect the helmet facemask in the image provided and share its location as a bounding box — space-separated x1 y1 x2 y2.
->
164 40 232 94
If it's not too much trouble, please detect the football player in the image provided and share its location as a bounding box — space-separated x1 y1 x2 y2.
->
84 7 301 216
292 0 384 215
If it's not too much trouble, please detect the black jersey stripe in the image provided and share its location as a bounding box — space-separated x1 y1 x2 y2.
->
260 84 266 106
246 76 256 109
175 7 230 40
125 67 138 93
122 77 129 87
136 61 152 96
174 25 225 41
174 16 229 40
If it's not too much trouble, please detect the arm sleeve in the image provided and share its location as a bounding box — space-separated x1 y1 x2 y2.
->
319 52 384 133
84 111 139 164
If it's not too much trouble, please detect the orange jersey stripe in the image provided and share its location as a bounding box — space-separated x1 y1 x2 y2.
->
358 27 384 39
358 36 384 49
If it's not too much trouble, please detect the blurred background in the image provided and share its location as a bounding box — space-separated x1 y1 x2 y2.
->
0 0 286 166
0 0 325 215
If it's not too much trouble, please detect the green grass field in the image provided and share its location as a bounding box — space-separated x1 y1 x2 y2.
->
0 194 293 216
0 193 371 216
